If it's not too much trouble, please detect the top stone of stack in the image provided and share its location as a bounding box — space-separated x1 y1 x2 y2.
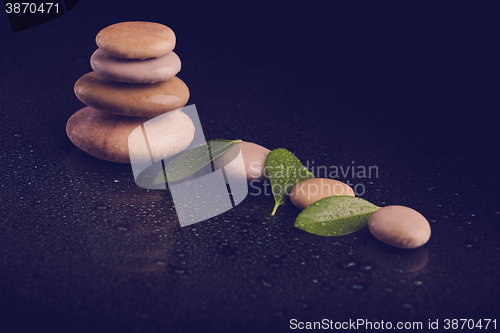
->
96 21 176 60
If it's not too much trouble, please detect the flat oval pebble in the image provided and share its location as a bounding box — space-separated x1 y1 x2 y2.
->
213 141 271 181
90 49 181 83
66 106 195 163
238 141 271 181
96 21 176 60
368 205 431 249
74 72 189 117
290 178 355 209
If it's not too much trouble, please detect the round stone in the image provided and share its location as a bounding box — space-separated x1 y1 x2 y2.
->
213 141 271 181
90 49 181 83
66 106 195 163
74 72 190 117
237 141 271 181
290 178 355 209
96 21 176 60
368 205 431 249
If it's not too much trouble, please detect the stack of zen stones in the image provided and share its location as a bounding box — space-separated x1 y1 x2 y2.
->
67 21 194 163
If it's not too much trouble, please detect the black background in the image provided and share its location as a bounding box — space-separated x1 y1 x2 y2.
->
0 1 499 332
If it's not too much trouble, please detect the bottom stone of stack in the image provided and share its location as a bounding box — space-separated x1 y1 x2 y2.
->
66 106 195 163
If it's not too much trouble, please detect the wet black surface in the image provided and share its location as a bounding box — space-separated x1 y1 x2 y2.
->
1 2 499 332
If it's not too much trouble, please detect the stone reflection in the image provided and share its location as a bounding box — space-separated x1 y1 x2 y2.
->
86 202 175 273
366 237 429 274
65 147 177 273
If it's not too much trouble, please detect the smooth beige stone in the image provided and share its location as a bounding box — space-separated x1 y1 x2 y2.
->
290 178 355 209
128 110 196 164
368 205 431 249
237 142 271 181
74 72 190 117
66 107 194 163
96 21 176 60
90 49 181 83
213 141 271 181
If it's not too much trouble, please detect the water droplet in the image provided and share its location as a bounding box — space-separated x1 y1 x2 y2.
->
360 265 373 270
312 279 318 283
414 281 423 285
343 262 356 268
259 278 273 288
352 285 363 290
403 303 413 309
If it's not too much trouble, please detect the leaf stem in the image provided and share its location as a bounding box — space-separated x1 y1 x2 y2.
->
271 202 279 216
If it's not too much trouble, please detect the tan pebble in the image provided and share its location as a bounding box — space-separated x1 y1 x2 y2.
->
90 49 181 84
368 205 431 249
290 178 355 209
238 142 271 181
74 72 189 117
66 106 194 163
213 141 271 181
96 21 176 60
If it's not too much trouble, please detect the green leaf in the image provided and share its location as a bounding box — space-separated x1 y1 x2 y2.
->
153 139 242 184
266 148 315 216
295 196 380 236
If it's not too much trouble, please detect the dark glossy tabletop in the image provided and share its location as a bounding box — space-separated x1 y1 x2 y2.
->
1 2 498 332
